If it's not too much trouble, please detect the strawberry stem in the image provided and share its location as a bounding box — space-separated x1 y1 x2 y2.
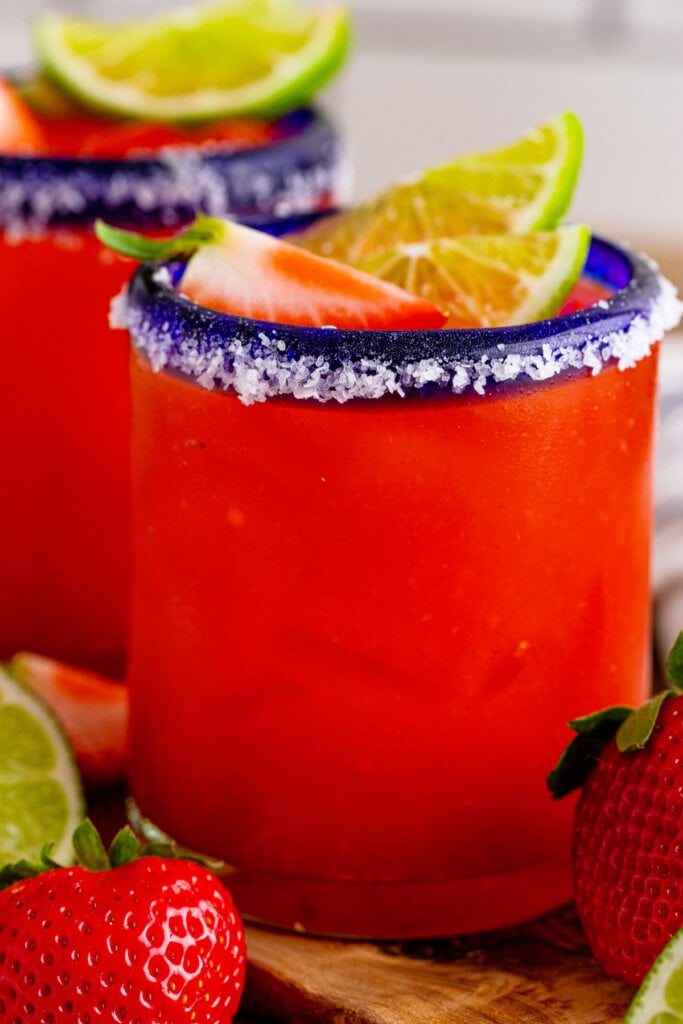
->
95 212 224 262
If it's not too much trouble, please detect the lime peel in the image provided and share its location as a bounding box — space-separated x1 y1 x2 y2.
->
624 928 683 1024
295 112 584 264
0 664 84 868
426 110 584 233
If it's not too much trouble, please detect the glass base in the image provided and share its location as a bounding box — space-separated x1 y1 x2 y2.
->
127 799 573 940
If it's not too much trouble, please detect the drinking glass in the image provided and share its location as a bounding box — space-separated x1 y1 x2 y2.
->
0 107 343 675
122 236 679 937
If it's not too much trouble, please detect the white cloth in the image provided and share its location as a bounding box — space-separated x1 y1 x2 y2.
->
654 334 683 671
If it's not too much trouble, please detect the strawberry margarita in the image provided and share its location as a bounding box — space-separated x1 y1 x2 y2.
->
0 95 344 675
119 236 680 937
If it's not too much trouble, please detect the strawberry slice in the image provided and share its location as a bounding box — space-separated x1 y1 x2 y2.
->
96 215 448 330
181 221 449 328
0 78 45 154
9 652 128 790
77 118 279 158
65 119 186 158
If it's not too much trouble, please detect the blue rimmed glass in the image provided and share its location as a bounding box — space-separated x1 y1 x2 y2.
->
121 236 681 938
0 107 343 231
0 107 344 677
121 236 671 398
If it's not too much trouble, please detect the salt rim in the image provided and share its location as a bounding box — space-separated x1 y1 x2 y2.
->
0 108 344 234
112 235 683 405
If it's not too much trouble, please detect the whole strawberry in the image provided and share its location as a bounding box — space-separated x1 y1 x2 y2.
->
548 631 683 987
0 821 245 1023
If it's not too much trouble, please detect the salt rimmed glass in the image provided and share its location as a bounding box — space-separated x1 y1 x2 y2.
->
0 107 344 676
120 236 680 938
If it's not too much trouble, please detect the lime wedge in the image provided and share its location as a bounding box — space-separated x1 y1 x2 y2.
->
0 664 84 868
624 929 683 1024
354 226 590 328
295 112 583 262
33 1 351 122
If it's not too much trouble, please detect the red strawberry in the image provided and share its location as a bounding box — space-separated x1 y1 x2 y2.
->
0 78 45 154
548 630 683 986
9 652 128 790
95 214 448 330
0 821 246 1023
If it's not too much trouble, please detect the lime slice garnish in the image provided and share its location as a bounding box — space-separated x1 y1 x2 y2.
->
0 664 84 868
354 226 591 328
624 929 683 1024
295 112 583 262
33 1 351 122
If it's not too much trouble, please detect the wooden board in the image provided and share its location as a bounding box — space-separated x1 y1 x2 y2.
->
242 908 633 1024
91 790 632 1024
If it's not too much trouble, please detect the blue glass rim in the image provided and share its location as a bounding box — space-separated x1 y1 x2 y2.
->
120 234 681 403
0 107 344 230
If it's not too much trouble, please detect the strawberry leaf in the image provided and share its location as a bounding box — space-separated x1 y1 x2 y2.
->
549 636 683 798
0 858 47 891
0 843 66 890
73 818 110 871
108 827 141 867
38 842 63 870
141 841 180 860
616 690 674 752
666 631 683 692
95 213 224 262
0 821 208 891
547 705 633 798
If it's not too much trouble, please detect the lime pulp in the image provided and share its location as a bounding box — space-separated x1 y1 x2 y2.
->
0 665 84 868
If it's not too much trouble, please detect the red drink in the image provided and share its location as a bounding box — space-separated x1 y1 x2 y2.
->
124 239 678 936
0 105 343 674
0 230 131 675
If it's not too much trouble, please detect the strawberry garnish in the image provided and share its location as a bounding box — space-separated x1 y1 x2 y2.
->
77 117 278 158
0 820 245 1021
0 78 45 154
96 214 448 330
548 631 683 986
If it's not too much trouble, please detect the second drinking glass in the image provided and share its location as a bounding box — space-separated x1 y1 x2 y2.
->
0 104 344 675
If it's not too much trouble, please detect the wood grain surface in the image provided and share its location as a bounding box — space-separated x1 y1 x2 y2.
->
242 908 633 1024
